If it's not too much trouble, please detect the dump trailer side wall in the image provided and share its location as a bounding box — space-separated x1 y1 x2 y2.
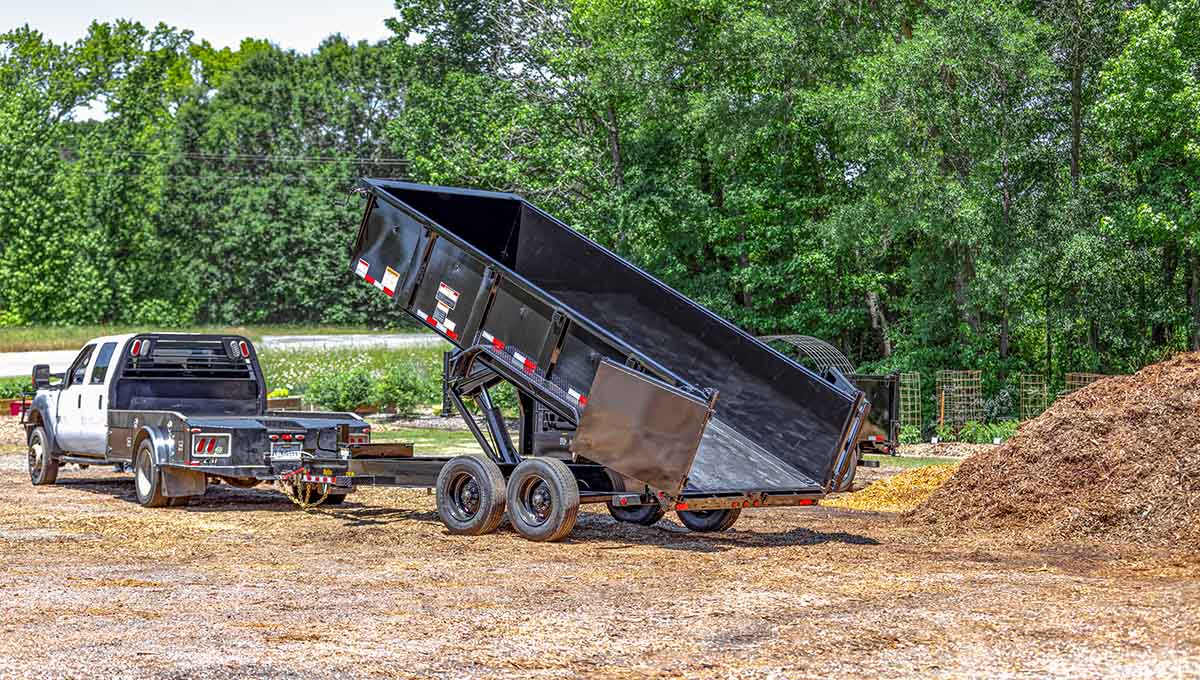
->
364 181 862 492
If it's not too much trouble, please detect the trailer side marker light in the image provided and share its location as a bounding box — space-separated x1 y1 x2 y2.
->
269 434 279 441
674 502 689 511
797 499 816 506
206 438 217 454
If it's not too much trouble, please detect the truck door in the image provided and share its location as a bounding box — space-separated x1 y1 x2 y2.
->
55 344 95 453
76 341 118 456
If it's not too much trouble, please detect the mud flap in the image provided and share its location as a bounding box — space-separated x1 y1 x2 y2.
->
161 466 206 498
571 360 712 496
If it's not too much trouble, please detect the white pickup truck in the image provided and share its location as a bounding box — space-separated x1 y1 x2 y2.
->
23 333 369 507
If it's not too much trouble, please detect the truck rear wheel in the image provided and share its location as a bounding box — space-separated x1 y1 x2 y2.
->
677 508 741 532
607 502 665 526
435 455 506 535
27 426 58 486
507 457 579 542
134 441 170 508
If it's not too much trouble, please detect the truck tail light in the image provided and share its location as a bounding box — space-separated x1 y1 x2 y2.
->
238 340 250 358
131 340 142 356
206 438 217 454
194 438 205 453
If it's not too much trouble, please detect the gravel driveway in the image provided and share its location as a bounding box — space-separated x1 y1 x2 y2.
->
0 418 1197 679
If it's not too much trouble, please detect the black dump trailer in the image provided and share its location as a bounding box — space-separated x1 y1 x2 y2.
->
348 180 868 541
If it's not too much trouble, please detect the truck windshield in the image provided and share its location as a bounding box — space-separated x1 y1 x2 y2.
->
113 338 260 416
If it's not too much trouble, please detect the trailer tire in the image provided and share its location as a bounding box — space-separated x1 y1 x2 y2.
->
134 441 169 508
28 426 59 486
223 477 260 489
607 502 665 526
436 455 506 535
676 508 741 532
507 458 579 542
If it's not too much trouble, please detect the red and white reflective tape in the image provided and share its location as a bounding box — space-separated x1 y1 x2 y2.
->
480 330 505 351
511 351 536 373
566 387 588 407
355 259 399 297
866 435 882 442
416 309 459 340
302 474 338 485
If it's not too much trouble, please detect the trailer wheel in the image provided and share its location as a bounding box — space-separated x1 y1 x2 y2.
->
134 441 169 508
507 458 579 542
607 502 665 526
27 426 58 486
223 477 260 489
676 508 741 533
436 455 506 535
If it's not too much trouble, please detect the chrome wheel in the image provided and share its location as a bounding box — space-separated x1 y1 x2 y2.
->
136 451 153 498
27 433 43 482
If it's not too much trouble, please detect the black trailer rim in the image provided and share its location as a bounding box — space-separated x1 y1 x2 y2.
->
515 477 553 527
446 471 483 522
27 433 43 481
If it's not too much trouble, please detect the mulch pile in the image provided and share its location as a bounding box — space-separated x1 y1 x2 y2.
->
826 464 958 513
911 352 1200 550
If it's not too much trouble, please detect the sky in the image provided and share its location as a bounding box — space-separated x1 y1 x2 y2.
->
2 0 398 52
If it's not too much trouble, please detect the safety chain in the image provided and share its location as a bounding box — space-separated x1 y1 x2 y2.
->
275 467 332 510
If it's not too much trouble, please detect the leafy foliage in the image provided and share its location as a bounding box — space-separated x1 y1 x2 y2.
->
2 2 1198 413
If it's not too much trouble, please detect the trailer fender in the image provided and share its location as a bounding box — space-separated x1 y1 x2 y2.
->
133 426 203 498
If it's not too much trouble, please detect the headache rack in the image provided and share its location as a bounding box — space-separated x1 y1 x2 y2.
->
121 336 256 381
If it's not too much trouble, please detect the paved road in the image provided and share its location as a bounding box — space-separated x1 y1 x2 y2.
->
0 334 441 377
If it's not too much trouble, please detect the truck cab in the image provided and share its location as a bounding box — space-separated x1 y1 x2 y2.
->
24 333 369 507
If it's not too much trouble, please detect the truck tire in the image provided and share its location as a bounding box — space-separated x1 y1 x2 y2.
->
677 508 741 532
27 426 58 486
506 457 579 542
435 455 506 535
134 441 170 508
607 502 665 526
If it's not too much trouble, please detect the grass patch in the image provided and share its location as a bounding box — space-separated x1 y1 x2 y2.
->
372 428 483 455
0 325 382 353
862 454 952 469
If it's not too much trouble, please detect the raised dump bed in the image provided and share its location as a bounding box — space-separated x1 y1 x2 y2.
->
350 180 867 540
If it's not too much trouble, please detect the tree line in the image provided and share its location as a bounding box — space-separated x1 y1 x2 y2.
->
1 0 1197 400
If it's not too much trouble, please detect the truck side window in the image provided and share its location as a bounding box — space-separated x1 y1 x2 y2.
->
90 342 117 385
69 345 96 386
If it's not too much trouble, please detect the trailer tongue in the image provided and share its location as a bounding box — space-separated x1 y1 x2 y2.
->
349 180 867 539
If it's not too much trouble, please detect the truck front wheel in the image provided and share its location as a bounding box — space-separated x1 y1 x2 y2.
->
27 426 58 486
676 508 741 532
134 441 170 508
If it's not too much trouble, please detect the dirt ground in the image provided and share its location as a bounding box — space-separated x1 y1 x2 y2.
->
1 418 1198 679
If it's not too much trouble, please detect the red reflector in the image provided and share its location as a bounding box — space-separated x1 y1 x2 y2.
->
674 502 689 511
269 434 279 441
578 396 588 407
131 340 141 355
619 498 628 506
797 499 815 506
194 438 205 453
753 500 761 507
238 341 249 358
206 438 217 454
281 433 292 441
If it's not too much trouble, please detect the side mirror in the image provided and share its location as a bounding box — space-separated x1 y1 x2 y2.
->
32 364 51 390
